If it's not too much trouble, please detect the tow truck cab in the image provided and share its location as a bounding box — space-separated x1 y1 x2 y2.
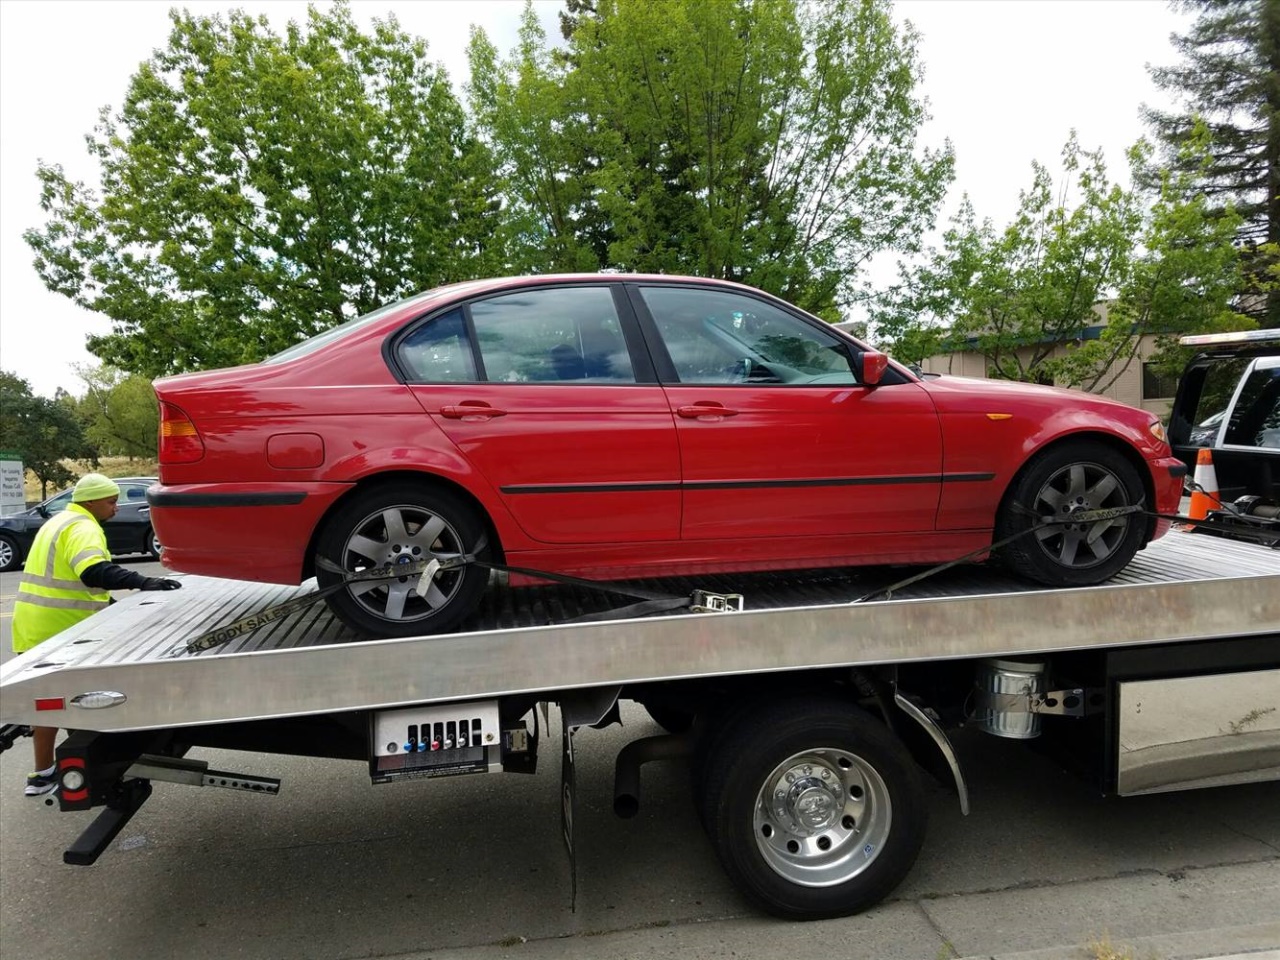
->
1169 329 1280 507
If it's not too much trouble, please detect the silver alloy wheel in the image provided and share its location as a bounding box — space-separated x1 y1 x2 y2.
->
339 503 466 623
150 532 162 557
1031 461 1132 569
0 538 14 570
752 748 892 887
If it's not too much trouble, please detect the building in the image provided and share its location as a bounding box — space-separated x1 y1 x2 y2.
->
915 302 1176 417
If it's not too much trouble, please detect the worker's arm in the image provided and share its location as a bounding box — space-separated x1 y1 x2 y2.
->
79 562 181 591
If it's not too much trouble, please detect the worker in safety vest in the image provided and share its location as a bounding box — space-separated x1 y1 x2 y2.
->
11 473 182 796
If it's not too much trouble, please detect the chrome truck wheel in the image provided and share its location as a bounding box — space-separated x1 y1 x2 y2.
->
700 698 926 920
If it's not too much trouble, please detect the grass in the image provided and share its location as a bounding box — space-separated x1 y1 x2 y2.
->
23 456 161 502
1086 932 1149 960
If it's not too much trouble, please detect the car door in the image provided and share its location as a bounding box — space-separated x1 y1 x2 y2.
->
109 482 154 556
630 283 943 542
398 283 681 544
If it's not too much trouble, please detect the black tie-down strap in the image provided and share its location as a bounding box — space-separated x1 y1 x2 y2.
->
180 538 742 655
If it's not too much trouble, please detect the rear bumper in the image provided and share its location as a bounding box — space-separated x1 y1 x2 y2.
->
148 482 352 584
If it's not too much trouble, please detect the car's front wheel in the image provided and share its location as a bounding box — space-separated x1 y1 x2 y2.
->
0 534 20 572
996 440 1147 587
145 527 162 561
315 482 491 638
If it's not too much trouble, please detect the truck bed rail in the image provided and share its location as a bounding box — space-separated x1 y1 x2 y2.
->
3 531 1278 732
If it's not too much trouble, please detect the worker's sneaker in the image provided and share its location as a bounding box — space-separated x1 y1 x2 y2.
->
23 771 57 797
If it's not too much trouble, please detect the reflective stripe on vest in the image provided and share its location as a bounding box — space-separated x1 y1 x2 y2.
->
12 507 111 652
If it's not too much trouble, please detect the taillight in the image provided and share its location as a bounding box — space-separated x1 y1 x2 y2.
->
158 402 205 464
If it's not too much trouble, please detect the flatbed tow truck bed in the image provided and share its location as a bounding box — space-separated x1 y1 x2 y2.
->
2 529 1278 920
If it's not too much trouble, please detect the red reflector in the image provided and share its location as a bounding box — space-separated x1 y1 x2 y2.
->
35 697 66 711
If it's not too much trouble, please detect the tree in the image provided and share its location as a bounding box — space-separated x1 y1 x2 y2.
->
468 0 953 319
25 2 505 379
0 372 97 499
1144 0 1280 326
872 131 1251 390
74 366 159 460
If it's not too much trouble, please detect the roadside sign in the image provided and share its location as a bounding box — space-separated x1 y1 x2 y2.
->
0 452 25 516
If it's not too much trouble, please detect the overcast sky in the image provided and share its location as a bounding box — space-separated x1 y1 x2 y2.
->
0 0 1190 398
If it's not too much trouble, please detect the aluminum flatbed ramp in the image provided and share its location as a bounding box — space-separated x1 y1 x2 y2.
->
2 531 1278 732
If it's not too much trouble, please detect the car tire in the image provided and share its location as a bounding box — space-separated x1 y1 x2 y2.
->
145 527 162 561
995 440 1146 587
315 482 491 639
700 697 926 920
0 534 20 572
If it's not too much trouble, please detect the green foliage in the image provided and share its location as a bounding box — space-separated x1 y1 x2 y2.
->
1144 0 1280 325
24 1 504 378
73 365 159 459
468 0 953 318
873 130 1252 390
0 371 97 499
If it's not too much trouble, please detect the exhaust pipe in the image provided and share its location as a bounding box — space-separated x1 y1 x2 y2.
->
613 733 693 818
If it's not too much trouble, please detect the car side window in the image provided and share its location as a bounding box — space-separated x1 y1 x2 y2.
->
44 491 72 515
469 287 636 383
638 286 857 385
1223 363 1280 450
397 309 479 382
118 484 147 504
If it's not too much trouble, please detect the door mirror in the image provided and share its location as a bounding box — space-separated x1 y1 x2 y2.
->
860 350 888 386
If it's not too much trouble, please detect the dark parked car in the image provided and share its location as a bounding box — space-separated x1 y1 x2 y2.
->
0 477 160 572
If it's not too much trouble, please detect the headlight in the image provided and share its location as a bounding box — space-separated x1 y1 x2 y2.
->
1148 420 1168 444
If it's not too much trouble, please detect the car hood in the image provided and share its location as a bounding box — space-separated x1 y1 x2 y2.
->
918 374 1149 420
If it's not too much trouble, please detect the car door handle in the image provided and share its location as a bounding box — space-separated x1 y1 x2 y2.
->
440 402 507 420
676 403 739 420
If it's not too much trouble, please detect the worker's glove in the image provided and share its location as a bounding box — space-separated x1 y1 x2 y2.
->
141 577 182 591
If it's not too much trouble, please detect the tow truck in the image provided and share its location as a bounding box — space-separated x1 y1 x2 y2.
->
1170 328 1280 539
2 522 1277 921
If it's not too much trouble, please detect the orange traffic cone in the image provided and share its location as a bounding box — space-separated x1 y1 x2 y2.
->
1186 447 1221 521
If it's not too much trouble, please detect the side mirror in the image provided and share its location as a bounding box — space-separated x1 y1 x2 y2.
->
860 350 888 386
36 505 50 518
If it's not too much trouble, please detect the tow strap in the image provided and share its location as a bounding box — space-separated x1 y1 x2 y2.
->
179 537 743 655
178 491 1275 655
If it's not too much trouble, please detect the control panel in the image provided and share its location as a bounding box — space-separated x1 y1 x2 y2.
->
370 701 502 784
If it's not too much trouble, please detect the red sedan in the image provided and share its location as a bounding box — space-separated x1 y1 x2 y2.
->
149 275 1185 637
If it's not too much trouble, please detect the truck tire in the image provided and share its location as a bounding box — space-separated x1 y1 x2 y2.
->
315 482 490 638
700 697 926 920
995 440 1146 587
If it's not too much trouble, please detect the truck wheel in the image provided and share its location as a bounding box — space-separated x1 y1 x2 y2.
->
996 441 1146 587
700 697 926 920
316 482 490 638
0 533 19 572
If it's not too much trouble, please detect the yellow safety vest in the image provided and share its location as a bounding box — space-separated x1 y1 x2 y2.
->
12 503 112 653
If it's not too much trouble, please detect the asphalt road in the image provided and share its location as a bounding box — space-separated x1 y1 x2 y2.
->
1 561 1277 960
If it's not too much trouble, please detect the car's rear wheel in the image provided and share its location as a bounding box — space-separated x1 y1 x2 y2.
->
996 441 1146 586
315 482 490 638
0 534 19 572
